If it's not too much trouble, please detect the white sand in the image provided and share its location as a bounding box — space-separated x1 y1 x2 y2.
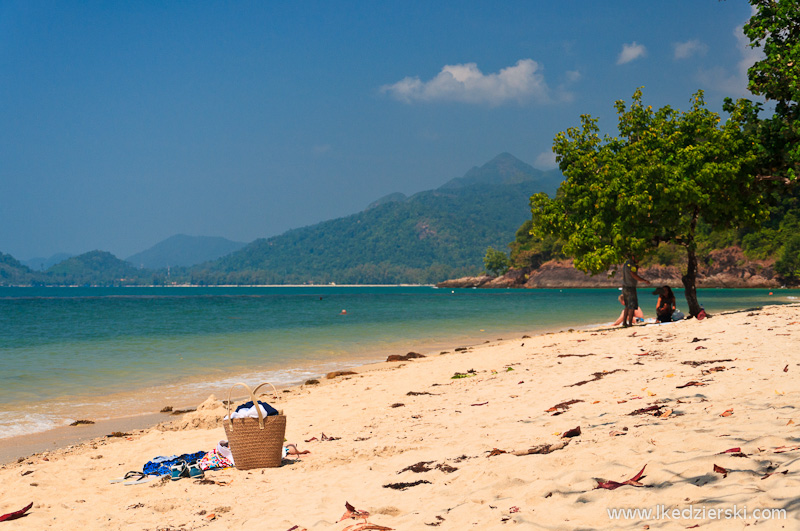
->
1 304 798 530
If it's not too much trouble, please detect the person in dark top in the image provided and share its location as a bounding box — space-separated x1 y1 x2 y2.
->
654 286 676 323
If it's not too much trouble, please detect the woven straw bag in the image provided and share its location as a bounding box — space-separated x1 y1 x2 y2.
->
223 382 287 470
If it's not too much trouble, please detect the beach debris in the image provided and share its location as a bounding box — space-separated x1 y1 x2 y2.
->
713 464 729 478
487 448 507 457
425 515 445 526
69 419 95 426
720 408 734 417
695 346 707 350
701 366 726 375
784 364 789 372
382 480 430 491
304 432 340 442
512 440 570 456
691 337 709 343
398 461 458 474
286 526 308 531
390 403 404 408
454 347 469 352
160 406 173 413
509 506 520 513
304 379 320 385
451 369 477 379
628 405 667 417
557 353 595 358
326 370 357 379
682 359 733 367
170 407 196 415
595 465 647 490
386 352 426 362
567 369 626 387
561 426 581 438
106 431 130 438
773 445 800 453
471 401 488 406
676 381 706 388
609 429 628 436
406 391 437 396
761 470 788 480
0 502 33 522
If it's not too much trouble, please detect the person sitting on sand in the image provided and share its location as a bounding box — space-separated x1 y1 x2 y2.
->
654 286 676 323
612 293 643 326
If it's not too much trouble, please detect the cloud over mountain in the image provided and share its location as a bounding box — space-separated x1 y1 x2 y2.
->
381 59 551 106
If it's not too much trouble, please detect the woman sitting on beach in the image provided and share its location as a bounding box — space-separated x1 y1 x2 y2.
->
612 293 643 326
654 286 676 323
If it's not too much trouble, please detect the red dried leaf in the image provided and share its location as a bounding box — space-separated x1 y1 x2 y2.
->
595 465 647 490
339 501 370 522
719 447 741 454
713 464 728 477
720 409 734 417
471 402 488 406
0 502 33 522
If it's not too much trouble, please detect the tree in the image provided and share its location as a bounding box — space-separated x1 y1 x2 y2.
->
728 0 800 184
530 88 770 316
483 247 510 276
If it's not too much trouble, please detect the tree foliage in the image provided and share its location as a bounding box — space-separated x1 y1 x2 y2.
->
729 0 800 184
483 247 510 276
530 88 770 315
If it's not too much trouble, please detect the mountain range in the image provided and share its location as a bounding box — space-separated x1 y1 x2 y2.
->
0 153 562 286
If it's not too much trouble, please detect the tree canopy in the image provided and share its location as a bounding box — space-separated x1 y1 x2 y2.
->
530 89 770 315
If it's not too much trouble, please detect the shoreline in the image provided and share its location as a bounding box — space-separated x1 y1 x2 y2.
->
0 303 797 529
0 298 790 464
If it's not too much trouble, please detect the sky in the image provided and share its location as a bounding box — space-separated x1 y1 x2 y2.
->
0 1 762 261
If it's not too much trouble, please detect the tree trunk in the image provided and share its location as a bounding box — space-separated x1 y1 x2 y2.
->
681 207 703 317
681 245 703 317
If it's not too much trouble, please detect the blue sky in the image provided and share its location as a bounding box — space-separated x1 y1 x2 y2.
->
1 1 760 261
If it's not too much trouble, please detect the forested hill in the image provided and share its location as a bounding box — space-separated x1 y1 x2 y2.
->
189 153 563 285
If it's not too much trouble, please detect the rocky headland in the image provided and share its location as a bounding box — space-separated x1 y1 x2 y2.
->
437 246 783 289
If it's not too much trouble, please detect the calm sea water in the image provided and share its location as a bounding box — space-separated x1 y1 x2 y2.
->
1 286 796 439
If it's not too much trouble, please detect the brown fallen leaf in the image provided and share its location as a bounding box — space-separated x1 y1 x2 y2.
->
487 448 508 457
562 426 581 438
595 465 647 490
773 445 800 453
676 381 706 388
713 464 728 478
720 409 734 417
471 402 488 406
659 409 673 419
609 430 627 437
784 365 789 372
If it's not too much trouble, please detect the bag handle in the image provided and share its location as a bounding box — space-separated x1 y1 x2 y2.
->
226 382 263 431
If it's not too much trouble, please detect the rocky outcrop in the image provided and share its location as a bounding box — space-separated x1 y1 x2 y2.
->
436 247 782 289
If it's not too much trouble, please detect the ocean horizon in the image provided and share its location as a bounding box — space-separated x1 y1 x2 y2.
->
1 285 796 440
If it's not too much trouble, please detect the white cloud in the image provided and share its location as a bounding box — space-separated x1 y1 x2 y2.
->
673 39 709 60
696 15 764 97
534 151 558 170
565 70 581 83
381 59 552 106
617 42 647 65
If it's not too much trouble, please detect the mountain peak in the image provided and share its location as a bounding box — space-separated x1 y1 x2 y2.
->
438 152 542 190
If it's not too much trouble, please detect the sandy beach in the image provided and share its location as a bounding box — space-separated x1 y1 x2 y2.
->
1 303 798 530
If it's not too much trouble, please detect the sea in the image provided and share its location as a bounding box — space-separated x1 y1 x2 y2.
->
1 286 797 440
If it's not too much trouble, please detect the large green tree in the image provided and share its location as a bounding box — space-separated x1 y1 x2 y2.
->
730 0 800 184
530 89 770 316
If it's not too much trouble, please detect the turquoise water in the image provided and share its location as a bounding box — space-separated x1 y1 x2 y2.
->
0 286 796 438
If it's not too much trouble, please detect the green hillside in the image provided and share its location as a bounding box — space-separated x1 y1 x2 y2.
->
189 154 561 284
46 251 155 286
